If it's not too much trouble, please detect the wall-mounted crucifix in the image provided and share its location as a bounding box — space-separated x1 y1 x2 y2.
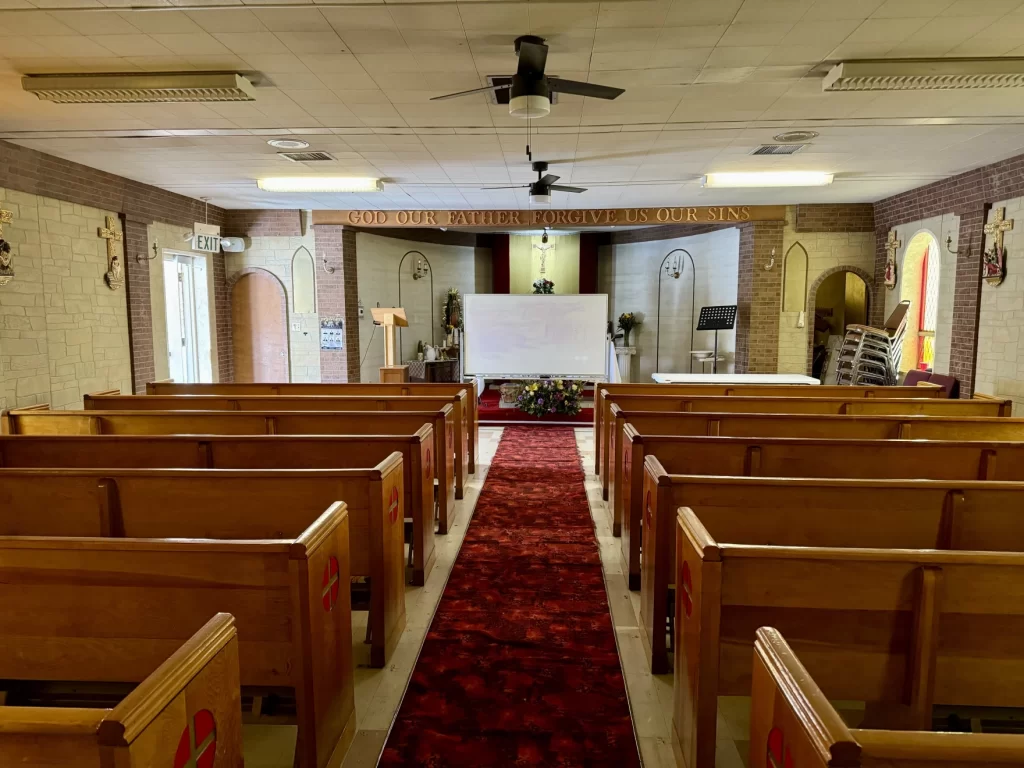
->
533 233 555 274
98 215 124 291
0 208 14 286
884 229 901 290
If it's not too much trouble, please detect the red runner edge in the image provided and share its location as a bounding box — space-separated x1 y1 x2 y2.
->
379 426 642 767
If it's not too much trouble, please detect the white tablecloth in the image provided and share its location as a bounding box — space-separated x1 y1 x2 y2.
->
651 373 820 385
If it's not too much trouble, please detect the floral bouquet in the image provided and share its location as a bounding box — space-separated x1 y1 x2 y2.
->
516 379 584 417
532 279 555 294
617 311 641 345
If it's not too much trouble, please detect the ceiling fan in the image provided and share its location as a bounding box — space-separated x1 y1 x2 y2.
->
431 35 625 118
485 161 585 204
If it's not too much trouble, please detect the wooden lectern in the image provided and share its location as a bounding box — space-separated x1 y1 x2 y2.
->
371 306 410 383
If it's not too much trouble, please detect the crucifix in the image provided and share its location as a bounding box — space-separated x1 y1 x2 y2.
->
0 208 14 286
983 206 1014 286
884 229 901 290
98 215 124 291
533 234 556 274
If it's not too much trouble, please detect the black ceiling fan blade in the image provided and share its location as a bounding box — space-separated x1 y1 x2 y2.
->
482 184 529 190
549 184 587 193
517 40 548 76
538 173 560 186
548 78 624 100
430 83 512 102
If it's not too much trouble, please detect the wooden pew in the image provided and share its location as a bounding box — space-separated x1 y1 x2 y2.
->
600 393 1013 497
145 380 480 473
85 391 470 501
670 493 1024 768
619 431 1024 589
0 428 436 586
0 613 244 768
0 462 404 669
0 503 356 768
0 406 458 535
642 462 1024 673
593 382 946 474
749 627 1024 768
605 406 1024 528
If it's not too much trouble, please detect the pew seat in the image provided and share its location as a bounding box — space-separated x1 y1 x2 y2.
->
750 627 1024 768
0 430 436 586
0 462 404 668
1 405 458 534
669 487 1024 768
0 614 243 768
0 504 355 768
618 431 1024 589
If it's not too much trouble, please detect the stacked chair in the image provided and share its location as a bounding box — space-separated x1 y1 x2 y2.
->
836 300 911 386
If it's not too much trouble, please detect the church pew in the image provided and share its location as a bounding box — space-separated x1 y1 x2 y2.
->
619 430 1024 588
605 406 1024 526
87 391 471 500
0 406 458 534
642 461 1024 674
593 382 946 474
0 462 404 669
145 380 480 473
0 504 355 768
0 428 436 586
748 627 1024 768
670 498 1024 768
0 613 243 768
599 393 1012 497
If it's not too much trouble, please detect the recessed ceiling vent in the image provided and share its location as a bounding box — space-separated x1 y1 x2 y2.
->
750 144 806 156
278 151 335 162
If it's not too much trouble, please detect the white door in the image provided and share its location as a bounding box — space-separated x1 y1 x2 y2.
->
163 253 213 383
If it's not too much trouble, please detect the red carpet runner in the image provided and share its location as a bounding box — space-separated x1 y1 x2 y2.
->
380 426 641 766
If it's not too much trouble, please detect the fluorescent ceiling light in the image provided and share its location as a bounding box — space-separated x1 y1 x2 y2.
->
702 172 834 188
22 73 255 104
824 58 1024 92
257 177 383 193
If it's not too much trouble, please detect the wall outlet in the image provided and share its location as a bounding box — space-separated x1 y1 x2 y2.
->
292 322 302 331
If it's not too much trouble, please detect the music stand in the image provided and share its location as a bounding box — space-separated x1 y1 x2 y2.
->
696 305 737 374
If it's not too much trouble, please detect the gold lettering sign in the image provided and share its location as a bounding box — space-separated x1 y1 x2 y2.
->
313 205 784 228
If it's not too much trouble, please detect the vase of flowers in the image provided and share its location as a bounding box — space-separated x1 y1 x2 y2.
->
516 379 584 418
532 279 555 294
618 312 641 346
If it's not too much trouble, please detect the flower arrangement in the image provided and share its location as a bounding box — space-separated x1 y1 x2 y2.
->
532 278 555 294
516 379 584 418
618 311 641 345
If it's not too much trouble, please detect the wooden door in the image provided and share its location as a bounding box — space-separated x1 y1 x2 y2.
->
231 271 289 383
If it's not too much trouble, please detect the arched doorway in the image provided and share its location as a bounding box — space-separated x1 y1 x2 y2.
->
231 269 289 382
899 231 940 373
809 268 870 381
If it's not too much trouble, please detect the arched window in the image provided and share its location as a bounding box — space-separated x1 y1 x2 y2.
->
917 243 940 370
899 232 940 372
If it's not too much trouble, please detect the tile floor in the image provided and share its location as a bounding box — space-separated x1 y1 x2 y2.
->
245 426 752 768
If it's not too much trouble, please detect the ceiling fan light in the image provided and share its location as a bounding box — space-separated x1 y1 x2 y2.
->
530 192 552 205
509 94 551 118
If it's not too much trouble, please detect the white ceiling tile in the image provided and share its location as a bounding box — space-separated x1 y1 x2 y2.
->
663 0 743 26
187 9 265 33
319 7 396 31
802 0 883 20
0 10 76 34
336 29 407 53
151 32 230 55
944 0 1020 13
276 31 347 55
597 0 672 28
870 0 953 17
844 16 930 43
703 46 773 68
47 10 139 34
655 25 727 48
213 32 289 54
593 27 662 52
734 0 815 23
717 22 794 46
250 8 327 31
118 10 201 34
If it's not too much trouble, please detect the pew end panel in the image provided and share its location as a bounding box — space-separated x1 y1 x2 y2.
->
672 508 722 768
289 503 357 768
97 612 244 768
749 627 862 768
368 455 407 668
621 426 644 587
0 708 107 768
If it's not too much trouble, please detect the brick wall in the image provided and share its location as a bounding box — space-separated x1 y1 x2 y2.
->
872 150 1024 396
342 228 360 381
795 204 874 233
735 225 754 373
222 209 302 238
314 224 348 382
747 221 785 373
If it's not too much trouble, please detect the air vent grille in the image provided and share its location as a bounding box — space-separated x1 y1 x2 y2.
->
750 144 806 156
278 151 335 162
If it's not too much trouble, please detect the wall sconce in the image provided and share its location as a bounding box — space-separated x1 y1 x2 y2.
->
412 256 430 280
137 240 160 264
764 247 776 271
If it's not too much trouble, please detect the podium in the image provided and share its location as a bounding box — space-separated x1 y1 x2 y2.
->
371 306 410 383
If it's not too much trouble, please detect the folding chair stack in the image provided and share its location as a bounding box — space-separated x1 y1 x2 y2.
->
836 300 911 386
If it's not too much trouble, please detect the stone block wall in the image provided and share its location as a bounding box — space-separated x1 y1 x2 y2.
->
0 186 131 410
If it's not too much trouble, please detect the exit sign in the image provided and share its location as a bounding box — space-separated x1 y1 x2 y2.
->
194 222 221 253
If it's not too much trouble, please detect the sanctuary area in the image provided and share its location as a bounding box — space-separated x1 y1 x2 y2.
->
3 4 1024 767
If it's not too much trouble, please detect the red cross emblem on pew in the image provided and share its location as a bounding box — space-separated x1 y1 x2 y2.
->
681 561 693 619
174 709 216 768
388 486 400 525
767 727 793 768
322 555 340 612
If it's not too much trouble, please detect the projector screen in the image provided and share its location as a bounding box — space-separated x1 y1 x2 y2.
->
463 294 609 378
